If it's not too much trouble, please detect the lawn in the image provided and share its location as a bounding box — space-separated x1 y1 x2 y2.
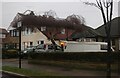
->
2 66 62 78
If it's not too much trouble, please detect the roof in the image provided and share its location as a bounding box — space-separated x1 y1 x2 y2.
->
0 28 8 34
96 17 120 37
70 26 102 39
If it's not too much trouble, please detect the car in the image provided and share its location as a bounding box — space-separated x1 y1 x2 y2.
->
22 46 36 54
34 44 62 52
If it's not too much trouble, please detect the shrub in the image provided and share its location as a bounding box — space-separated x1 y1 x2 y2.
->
2 49 19 59
29 52 120 63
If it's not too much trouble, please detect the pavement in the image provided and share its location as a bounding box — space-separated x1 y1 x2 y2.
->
2 59 119 77
2 71 29 78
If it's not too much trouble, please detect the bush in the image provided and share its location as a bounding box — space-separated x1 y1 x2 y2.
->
29 52 120 63
2 49 19 59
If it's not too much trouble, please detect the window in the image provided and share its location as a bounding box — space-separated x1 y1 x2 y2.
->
30 42 33 46
37 41 39 44
61 29 65 34
41 26 46 31
13 30 16 37
23 27 33 35
16 30 19 36
79 38 86 42
25 27 28 35
37 40 44 44
23 42 29 49
10 30 14 36
41 41 44 44
101 44 107 50
10 30 19 37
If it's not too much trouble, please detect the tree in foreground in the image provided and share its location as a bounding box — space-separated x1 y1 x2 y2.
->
10 10 85 51
82 0 113 78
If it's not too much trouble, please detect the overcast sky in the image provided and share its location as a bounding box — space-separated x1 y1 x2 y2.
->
0 0 119 29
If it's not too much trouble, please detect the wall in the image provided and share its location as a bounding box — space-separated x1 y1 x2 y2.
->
21 28 49 50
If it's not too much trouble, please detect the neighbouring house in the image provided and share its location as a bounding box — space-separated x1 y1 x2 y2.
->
96 17 120 51
70 26 103 42
3 27 19 49
0 28 8 49
6 26 49 50
41 27 75 41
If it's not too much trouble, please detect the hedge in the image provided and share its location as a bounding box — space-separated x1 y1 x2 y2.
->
2 49 27 59
29 52 120 63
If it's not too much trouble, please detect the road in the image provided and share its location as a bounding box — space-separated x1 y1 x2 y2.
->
2 59 119 77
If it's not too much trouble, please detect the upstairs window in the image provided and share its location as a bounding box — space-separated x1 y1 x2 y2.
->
61 28 65 34
10 30 19 37
23 27 33 35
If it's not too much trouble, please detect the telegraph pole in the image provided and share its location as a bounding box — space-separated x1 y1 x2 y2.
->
18 21 22 68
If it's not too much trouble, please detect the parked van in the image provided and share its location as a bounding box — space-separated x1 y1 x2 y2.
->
64 42 110 52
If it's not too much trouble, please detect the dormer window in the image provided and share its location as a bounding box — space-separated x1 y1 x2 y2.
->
61 28 65 34
41 26 46 31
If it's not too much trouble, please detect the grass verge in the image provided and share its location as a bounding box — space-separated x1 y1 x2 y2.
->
2 66 61 78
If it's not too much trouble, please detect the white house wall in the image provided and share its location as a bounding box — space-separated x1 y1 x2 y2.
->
21 28 49 50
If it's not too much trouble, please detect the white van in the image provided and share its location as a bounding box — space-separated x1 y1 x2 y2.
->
64 42 109 52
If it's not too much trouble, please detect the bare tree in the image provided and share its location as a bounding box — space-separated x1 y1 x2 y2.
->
66 14 85 25
11 10 85 51
82 0 113 78
44 10 57 18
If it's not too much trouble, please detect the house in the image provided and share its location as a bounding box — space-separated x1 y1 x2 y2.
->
96 17 120 51
8 11 85 49
41 27 75 40
0 28 8 49
3 27 19 49
70 26 103 42
6 12 49 50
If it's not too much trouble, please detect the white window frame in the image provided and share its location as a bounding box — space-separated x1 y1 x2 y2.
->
41 26 46 31
61 28 65 34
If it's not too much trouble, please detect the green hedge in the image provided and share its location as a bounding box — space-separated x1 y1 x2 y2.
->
29 52 120 63
2 49 19 59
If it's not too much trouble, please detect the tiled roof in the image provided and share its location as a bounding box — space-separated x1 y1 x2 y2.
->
70 26 102 39
96 17 120 37
0 28 8 34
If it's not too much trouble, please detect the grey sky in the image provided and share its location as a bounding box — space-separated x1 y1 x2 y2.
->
1 0 119 29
